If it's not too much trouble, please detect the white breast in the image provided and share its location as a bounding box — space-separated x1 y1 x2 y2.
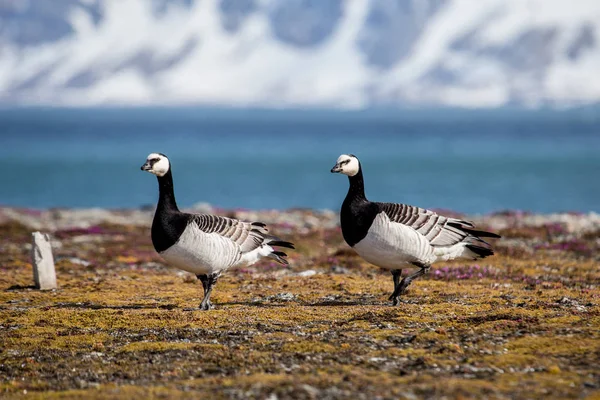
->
159 223 241 275
353 212 435 269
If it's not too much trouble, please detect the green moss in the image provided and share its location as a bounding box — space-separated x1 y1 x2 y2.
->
282 341 340 354
507 336 600 357
1 217 599 399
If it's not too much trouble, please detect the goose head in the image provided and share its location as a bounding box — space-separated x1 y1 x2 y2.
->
141 153 170 177
331 154 360 177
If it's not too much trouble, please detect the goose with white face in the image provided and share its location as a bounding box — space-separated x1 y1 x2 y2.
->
140 152 295 310
331 152 501 306
141 153 170 177
330 154 360 177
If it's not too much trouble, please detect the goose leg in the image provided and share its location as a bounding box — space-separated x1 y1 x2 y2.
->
196 274 210 309
388 269 403 305
396 263 430 298
197 273 219 310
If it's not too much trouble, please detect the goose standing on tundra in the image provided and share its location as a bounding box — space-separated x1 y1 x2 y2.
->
141 153 294 310
330 154 500 305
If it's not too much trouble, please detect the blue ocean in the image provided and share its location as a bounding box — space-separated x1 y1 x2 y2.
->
0 107 598 214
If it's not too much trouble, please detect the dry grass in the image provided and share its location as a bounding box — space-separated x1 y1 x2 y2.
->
0 216 599 399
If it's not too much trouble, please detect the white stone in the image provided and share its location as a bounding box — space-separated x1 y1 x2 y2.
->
297 270 317 277
31 232 57 290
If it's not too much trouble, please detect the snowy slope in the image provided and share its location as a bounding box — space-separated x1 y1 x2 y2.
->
0 0 599 109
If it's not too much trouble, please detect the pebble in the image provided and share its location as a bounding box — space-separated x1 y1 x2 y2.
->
297 270 317 277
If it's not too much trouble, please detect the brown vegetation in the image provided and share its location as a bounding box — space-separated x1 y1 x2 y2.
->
0 208 599 399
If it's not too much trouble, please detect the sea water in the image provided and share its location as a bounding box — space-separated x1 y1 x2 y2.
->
0 107 598 213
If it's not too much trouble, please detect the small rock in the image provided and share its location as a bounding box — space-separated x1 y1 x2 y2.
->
31 232 57 290
301 384 320 397
257 292 298 303
65 257 91 267
320 294 342 302
331 265 350 274
273 292 297 301
297 270 317 277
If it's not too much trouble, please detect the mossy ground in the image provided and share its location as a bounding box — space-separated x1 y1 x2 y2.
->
0 215 599 399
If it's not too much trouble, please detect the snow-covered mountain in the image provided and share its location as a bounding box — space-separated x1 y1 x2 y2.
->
1 0 599 109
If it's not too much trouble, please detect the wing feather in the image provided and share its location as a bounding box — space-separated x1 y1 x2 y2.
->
190 214 265 253
377 202 497 248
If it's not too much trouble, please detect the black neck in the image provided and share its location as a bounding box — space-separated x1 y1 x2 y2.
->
340 166 376 247
156 169 179 212
345 168 366 202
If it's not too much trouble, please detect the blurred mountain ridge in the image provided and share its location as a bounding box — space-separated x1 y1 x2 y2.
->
1 0 599 109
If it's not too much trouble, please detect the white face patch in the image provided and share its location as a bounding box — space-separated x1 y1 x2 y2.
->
333 154 360 177
144 153 170 177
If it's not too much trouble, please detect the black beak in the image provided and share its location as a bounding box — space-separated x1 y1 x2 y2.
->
141 162 152 171
331 163 342 173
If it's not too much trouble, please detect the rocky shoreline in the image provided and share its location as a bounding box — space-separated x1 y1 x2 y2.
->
2 204 599 233
2 205 598 264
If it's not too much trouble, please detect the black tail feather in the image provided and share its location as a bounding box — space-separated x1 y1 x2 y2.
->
464 228 501 239
268 240 295 250
466 244 494 258
447 222 501 239
268 251 289 265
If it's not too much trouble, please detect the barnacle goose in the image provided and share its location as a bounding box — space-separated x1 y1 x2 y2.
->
141 153 294 310
331 154 500 305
